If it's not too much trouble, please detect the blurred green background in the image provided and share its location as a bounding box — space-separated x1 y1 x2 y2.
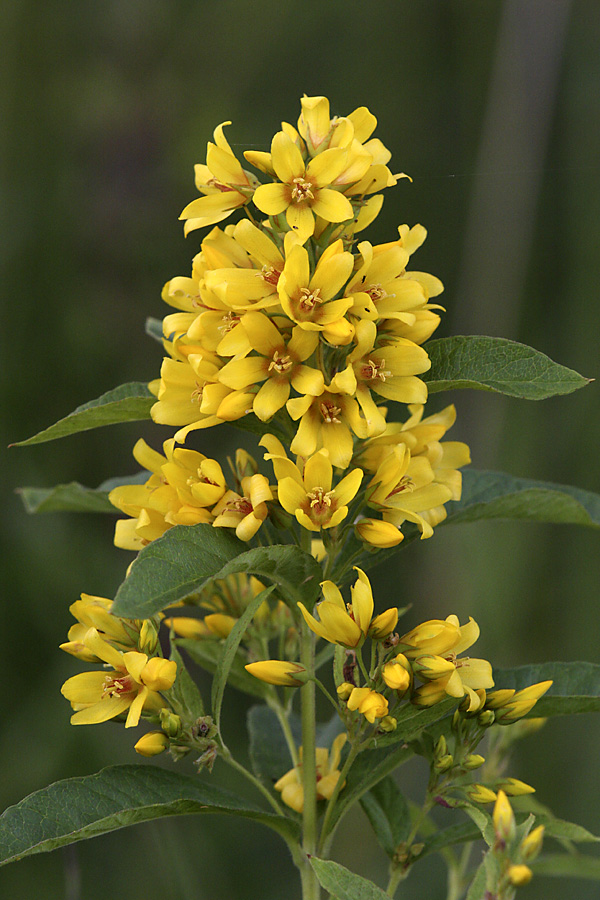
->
2 0 599 897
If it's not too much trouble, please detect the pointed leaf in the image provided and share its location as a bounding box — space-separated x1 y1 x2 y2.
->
17 472 150 515
420 820 482 859
465 859 489 900
111 525 322 619
0 764 299 866
177 638 270 700
211 586 276 730
424 336 590 399
165 642 205 721
493 662 600 716
533 853 600 879
310 857 390 900
248 705 301 784
13 383 154 447
533 815 599 843
446 469 600 530
145 316 164 343
360 776 411 858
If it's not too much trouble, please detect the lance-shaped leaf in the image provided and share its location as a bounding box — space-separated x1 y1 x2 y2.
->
13 383 154 447
493 661 600 715
533 854 600 879
17 472 149 515
177 638 270 701
424 336 590 399
0 764 299 867
112 524 322 619
445 469 600 529
211 586 276 731
360 776 411 858
310 857 390 900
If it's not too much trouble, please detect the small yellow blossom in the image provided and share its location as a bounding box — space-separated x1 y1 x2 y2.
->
465 784 497 804
211 474 272 541
61 628 176 728
508 865 533 887
486 681 553 723
134 731 169 757
382 654 412 692
277 240 354 335
347 687 389 723
245 660 307 687
520 825 545 861
275 734 347 813
493 790 516 842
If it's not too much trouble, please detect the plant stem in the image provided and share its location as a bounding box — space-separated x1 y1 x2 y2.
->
220 746 284 816
268 695 300 768
318 740 360 854
300 620 320 899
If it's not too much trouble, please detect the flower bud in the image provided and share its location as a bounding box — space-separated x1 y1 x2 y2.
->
204 613 237 638
160 708 182 738
134 731 169 757
411 654 455 680
138 620 159 654
411 681 448 708
164 616 211 639
497 778 535 797
141 657 178 692
463 754 485 771
477 710 495 727
235 448 258 479
379 716 397 733
336 681 355 701
507 864 532 886
464 784 497 804
434 735 448 758
520 824 545 861
433 754 454 773
370 607 399 640
245 660 307 687
355 518 403 548
493 790 516 843
382 656 411 692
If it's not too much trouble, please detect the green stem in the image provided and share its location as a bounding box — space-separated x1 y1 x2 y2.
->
300 620 320 899
220 746 284 816
268 695 299 768
386 866 408 897
318 740 361 854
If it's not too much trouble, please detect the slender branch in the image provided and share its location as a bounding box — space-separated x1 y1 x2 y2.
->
220 746 284 816
318 740 361 854
300 620 320 899
268 695 300 768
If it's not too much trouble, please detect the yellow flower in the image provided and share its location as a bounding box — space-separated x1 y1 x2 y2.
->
109 438 226 550
275 734 347 813
134 731 169 757
179 122 258 234
211 473 272 541
61 628 176 728
382 654 412 692
299 568 394 648
277 240 354 335
262 436 362 531
355 518 404 548
218 313 324 421
244 660 307 687
520 825 545 861
59 594 137 660
253 131 354 243
287 385 372 470
493 790 516 841
486 681 553 723
346 687 389 723
508 865 533 887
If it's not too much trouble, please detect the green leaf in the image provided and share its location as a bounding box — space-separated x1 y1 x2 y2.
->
165 642 205 721
531 814 599 844
461 804 495 848
177 638 270 700
111 525 322 619
247 705 300 784
17 483 116 514
424 336 590 399
465 858 488 900
12 383 154 447
111 524 244 618
17 471 150 515
310 857 390 900
493 662 600 716
420 820 482 859
446 469 600 530
211 586 276 730
533 853 600 879
360 776 411 858
0 764 298 866
146 316 164 343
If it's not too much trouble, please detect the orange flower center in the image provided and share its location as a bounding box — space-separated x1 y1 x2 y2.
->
361 358 390 382
208 177 236 193
228 497 254 515
299 287 323 311
320 400 342 424
218 312 240 334
366 284 387 301
306 486 335 524
102 673 135 699
191 381 204 405
291 177 315 203
387 476 414 498
259 265 281 286
268 350 293 375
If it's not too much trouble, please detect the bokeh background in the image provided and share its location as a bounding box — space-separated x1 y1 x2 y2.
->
2 0 599 897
